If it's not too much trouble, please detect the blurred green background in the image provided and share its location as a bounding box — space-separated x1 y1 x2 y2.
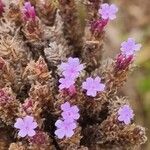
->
106 0 150 149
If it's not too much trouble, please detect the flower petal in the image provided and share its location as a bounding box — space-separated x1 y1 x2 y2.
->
14 118 24 129
18 129 27 137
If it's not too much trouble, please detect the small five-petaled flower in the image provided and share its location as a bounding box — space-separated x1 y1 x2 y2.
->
118 105 134 125
99 3 118 20
61 102 80 122
59 57 84 90
121 38 142 56
14 116 38 137
82 76 105 97
59 57 84 79
55 119 77 139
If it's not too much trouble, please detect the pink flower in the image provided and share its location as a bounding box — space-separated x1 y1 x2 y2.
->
14 116 38 137
118 105 134 125
121 38 142 56
61 102 80 121
0 0 5 16
59 77 75 90
59 57 84 79
99 3 118 20
22 2 36 21
55 119 76 139
82 77 105 97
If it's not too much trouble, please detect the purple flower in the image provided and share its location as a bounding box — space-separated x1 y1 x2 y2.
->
14 116 38 137
55 119 76 139
99 3 118 20
118 105 134 125
121 38 142 56
22 2 36 21
59 77 75 90
59 57 84 79
61 102 80 121
82 77 105 97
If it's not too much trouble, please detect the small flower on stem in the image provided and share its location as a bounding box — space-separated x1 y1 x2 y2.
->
59 57 84 79
55 119 76 139
82 76 105 97
14 116 38 137
59 77 75 90
118 105 134 125
99 3 118 20
22 2 36 21
61 102 80 121
121 38 142 56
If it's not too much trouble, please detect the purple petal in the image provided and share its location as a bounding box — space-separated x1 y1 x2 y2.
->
27 129 36 137
61 102 70 111
18 129 27 137
71 106 79 113
30 122 38 129
14 118 24 129
24 116 34 125
65 129 74 138
124 118 131 125
55 129 65 139
87 90 97 97
55 119 63 128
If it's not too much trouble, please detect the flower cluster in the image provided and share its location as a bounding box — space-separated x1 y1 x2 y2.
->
118 105 134 125
14 116 38 138
82 77 105 97
55 102 80 139
22 2 36 21
59 57 84 90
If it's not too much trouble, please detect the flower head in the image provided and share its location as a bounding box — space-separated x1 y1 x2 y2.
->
59 57 84 79
121 38 142 56
59 77 75 90
14 116 38 137
99 3 118 20
22 2 36 21
82 76 105 97
118 105 134 125
61 102 80 121
55 119 76 139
